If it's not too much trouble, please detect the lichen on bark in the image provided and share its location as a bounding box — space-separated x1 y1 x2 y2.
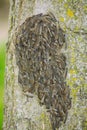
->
4 0 87 130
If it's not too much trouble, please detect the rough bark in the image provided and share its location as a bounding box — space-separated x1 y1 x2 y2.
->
4 0 87 130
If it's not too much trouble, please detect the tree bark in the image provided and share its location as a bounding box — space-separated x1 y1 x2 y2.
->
3 0 87 130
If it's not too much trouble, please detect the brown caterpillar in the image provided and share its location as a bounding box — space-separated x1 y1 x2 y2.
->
15 12 71 130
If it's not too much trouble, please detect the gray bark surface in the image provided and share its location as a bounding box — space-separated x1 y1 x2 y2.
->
3 0 87 130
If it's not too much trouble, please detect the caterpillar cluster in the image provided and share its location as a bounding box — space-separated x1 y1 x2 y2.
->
15 12 71 130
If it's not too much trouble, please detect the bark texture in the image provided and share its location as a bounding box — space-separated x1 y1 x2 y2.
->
4 0 87 130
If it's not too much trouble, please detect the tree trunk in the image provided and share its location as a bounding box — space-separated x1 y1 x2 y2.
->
3 0 87 130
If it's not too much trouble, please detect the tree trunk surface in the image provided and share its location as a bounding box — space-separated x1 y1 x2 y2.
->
3 0 87 130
